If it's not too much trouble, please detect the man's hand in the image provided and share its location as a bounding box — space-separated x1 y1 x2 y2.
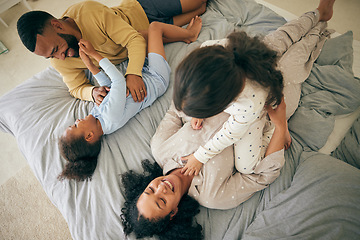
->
181 154 203 176
191 118 204 130
126 74 146 102
92 86 110 106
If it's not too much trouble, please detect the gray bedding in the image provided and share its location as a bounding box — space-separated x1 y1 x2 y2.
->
332 116 360 169
0 0 359 239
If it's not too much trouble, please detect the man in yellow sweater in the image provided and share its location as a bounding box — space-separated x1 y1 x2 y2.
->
17 0 207 104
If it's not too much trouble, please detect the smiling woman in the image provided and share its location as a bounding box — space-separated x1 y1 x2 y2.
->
137 169 192 220
120 160 203 240
120 94 288 239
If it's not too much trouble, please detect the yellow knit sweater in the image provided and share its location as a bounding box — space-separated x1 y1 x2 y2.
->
50 0 149 101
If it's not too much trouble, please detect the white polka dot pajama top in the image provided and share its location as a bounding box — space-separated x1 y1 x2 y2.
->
151 9 330 209
193 9 330 174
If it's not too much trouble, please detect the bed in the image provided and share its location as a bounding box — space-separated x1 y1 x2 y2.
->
1 0 360 239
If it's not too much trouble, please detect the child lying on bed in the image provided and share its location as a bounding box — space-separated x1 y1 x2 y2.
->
57 17 203 181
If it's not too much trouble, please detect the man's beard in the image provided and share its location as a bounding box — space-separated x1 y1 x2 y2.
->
58 33 79 58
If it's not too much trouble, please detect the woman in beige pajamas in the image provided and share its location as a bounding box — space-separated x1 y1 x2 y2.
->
176 5 333 176
120 0 336 239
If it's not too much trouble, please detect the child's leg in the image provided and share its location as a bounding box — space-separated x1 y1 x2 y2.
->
234 116 267 174
173 0 207 26
147 17 202 60
144 18 202 95
138 0 207 26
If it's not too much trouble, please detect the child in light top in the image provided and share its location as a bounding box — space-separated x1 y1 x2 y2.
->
174 0 335 176
58 17 203 181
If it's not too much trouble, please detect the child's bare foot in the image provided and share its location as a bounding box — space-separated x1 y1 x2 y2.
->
185 16 202 43
317 0 335 21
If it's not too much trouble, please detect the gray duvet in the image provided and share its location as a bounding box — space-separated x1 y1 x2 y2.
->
0 0 359 239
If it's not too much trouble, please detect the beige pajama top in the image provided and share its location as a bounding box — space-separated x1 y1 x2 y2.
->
151 10 331 210
151 103 284 209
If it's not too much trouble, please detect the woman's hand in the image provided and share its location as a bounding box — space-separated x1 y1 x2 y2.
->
265 97 292 154
191 118 203 130
181 154 203 176
266 97 286 128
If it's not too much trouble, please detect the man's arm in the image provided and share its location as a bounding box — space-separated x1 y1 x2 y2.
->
51 58 95 101
51 58 110 104
103 10 147 102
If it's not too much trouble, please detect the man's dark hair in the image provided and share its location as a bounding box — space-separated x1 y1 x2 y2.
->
121 159 203 240
58 134 102 181
17 11 55 52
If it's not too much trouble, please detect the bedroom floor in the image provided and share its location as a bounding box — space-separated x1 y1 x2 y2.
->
0 0 359 187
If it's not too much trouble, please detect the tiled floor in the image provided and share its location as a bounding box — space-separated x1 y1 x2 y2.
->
0 0 359 186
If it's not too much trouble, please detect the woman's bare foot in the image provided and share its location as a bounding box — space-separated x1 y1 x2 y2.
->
317 0 335 21
184 16 202 43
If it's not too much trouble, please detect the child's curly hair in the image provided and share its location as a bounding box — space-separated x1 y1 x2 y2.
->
58 134 102 181
120 159 203 240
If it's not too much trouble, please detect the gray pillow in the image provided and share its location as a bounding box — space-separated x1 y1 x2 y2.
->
331 117 360 169
316 30 354 74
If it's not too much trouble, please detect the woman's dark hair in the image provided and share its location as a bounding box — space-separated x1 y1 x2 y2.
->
121 160 203 240
58 134 102 181
174 31 284 118
17 11 55 52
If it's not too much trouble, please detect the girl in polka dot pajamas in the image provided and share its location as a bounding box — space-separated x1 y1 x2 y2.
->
173 0 335 176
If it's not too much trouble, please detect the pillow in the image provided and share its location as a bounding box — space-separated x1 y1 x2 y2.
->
316 31 354 74
331 116 360 169
243 151 360 239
